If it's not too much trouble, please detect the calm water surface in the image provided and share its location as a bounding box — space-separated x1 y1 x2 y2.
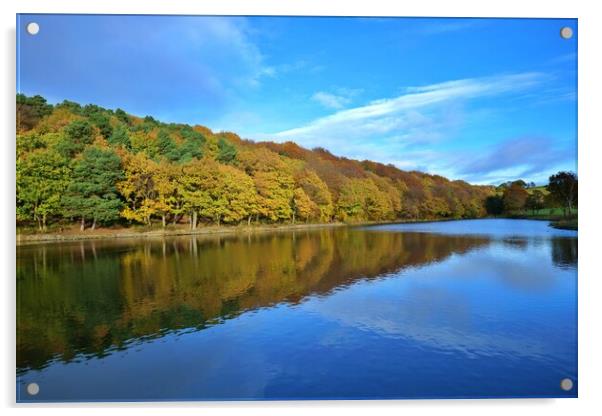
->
16 219 577 401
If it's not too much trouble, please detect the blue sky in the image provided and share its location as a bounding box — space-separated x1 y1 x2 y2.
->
17 15 577 185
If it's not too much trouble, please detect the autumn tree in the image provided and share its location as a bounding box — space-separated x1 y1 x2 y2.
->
180 159 210 229
336 179 366 222
295 169 334 222
16 148 70 230
292 187 318 223
239 147 294 222
154 161 181 227
118 152 160 225
502 183 528 213
16 94 505 232
210 164 258 225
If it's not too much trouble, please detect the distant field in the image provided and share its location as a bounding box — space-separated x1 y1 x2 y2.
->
507 207 577 220
527 186 549 195
522 207 572 216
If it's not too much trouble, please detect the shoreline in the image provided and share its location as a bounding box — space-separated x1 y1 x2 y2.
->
501 214 578 231
16 217 471 246
16 222 347 246
16 216 575 246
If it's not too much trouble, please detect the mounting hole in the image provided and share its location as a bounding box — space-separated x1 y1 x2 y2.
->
560 378 574 391
26 382 39 396
560 27 573 40
26 22 40 35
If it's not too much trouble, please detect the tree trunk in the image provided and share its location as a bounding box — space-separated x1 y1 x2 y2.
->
292 210 296 225
80 217 85 232
42 214 47 231
91 217 96 230
247 216 251 226
162 214 166 228
217 216 221 227
192 211 198 230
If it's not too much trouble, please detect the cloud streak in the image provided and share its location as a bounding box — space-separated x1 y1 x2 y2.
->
270 73 544 147
311 88 363 110
454 136 575 184
247 71 577 185
311 91 351 109
251 73 548 178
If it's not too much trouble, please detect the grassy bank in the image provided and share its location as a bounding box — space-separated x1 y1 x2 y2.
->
549 218 578 231
504 208 578 231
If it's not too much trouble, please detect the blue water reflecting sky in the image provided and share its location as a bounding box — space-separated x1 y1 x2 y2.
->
17 220 577 401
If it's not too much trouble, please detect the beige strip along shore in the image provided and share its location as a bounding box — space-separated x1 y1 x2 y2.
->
16 222 352 245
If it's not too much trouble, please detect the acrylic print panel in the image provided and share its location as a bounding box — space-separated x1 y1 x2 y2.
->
16 14 578 402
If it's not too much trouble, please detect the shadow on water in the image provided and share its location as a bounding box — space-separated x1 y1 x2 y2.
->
16 226 577 375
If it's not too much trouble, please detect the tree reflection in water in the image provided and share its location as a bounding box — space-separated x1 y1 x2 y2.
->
17 227 576 374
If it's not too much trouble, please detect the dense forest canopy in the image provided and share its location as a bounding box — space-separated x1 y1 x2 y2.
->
17 94 534 231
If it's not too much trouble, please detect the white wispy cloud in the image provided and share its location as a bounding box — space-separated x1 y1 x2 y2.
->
311 91 351 109
452 136 576 185
248 72 561 184
311 88 363 109
259 72 543 152
419 19 483 36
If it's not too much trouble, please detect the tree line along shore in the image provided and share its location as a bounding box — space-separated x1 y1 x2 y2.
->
16 94 577 237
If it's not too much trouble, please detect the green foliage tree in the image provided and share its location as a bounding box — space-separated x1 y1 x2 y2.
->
62 147 123 230
114 108 130 125
55 100 82 115
525 190 546 214
485 195 504 216
179 129 205 161
156 130 180 161
57 120 95 157
108 124 131 149
89 112 113 140
17 94 53 132
547 171 578 216
216 137 237 164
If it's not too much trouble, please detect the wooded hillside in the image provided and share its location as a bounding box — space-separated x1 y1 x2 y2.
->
16 94 495 231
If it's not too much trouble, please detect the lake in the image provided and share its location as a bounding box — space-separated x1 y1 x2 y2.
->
16 219 578 401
